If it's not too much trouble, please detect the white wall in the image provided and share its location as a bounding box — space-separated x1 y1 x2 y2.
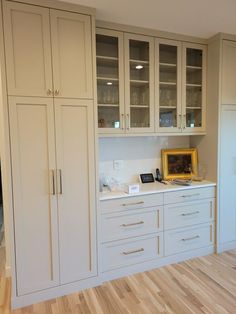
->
99 136 190 187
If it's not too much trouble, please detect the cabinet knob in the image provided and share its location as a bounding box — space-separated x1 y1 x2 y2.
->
47 89 52 96
54 89 59 96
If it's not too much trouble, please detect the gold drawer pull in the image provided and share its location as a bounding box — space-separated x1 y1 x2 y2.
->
181 235 200 242
122 201 144 207
121 221 144 227
181 211 200 216
123 248 144 255
181 193 200 198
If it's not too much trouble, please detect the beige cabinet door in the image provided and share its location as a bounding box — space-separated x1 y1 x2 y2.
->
3 2 53 97
9 97 59 295
222 40 236 105
50 10 93 99
54 98 97 284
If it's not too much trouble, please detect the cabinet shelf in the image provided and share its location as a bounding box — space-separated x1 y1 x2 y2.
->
160 62 177 67
97 55 118 61
186 65 202 70
159 106 177 109
159 81 177 86
130 79 149 85
186 83 202 87
130 59 149 65
98 103 119 107
130 105 149 108
186 106 202 110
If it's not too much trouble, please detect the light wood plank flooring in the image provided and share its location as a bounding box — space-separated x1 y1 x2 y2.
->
1 250 236 313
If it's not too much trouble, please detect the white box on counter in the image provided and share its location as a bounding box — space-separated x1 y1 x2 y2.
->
124 183 140 194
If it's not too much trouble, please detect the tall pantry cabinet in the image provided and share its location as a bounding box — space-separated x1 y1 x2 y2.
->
191 34 236 253
1 0 97 304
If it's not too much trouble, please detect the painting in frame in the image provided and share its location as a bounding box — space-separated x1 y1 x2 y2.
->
161 148 198 180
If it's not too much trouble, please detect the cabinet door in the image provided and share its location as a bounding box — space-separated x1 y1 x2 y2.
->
96 28 125 134
156 39 182 133
50 10 93 99
219 105 236 244
54 98 97 284
3 2 53 97
9 97 59 295
124 33 155 133
222 40 236 104
182 43 206 133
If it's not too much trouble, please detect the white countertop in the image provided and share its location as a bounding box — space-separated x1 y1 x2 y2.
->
99 180 216 201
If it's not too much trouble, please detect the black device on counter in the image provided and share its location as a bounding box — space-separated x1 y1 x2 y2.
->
140 173 155 183
155 168 162 182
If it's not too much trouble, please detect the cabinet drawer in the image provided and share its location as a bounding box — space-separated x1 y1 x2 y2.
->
101 234 163 272
101 207 163 242
100 193 163 213
164 199 215 230
165 223 214 256
164 187 215 205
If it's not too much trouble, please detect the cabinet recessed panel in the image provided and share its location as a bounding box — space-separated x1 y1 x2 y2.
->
9 97 59 295
3 2 52 96
51 10 93 99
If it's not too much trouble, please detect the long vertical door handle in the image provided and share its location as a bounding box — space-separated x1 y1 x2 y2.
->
50 170 56 195
126 114 130 130
58 169 63 195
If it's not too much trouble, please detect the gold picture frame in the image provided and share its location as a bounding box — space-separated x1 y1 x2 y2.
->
161 148 198 180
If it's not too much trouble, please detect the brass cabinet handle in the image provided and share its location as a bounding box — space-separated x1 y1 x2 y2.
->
51 170 55 195
181 193 200 198
126 113 130 130
181 211 200 216
181 235 200 242
178 114 182 129
121 113 125 130
121 221 144 227
58 169 62 195
122 248 144 255
182 114 186 129
54 89 59 96
47 89 52 96
122 201 144 207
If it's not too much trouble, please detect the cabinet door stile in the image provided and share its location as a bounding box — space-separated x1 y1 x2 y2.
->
54 98 97 284
8 96 59 295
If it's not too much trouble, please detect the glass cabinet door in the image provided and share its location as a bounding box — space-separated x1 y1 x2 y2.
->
183 43 206 131
125 34 154 133
156 39 181 132
96 29 124 133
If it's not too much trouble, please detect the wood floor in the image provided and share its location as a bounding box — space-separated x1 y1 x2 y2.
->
1 249 236 313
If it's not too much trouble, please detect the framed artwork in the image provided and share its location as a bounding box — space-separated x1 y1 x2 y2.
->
161 148 198 180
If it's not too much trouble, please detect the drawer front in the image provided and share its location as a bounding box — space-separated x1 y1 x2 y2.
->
101 207 163 242
164 199 215 230
164 187 215 205
101 234 163 272
101 193 164 213
165 224 214 256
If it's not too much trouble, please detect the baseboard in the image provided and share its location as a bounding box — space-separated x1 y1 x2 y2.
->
5 264 11 277
217 240 236 253
12 276 101 309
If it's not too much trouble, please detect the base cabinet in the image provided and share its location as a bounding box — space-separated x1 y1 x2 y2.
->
100 185 215 274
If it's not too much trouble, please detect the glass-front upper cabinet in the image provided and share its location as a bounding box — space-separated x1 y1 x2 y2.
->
156 39 181 132
96 29 124 133
182 43 206 132
124 34 154 133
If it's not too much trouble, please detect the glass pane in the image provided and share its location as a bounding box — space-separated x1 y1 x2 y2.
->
129 39 150 129
186 109 202 128
186 48 202 67
186 86 202 108
130 108 150 128
96 34 120 129
159 44 178 129
159 108 177 128
98 107 120 129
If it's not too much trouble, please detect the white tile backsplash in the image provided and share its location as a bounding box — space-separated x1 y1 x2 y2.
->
99 136 190 185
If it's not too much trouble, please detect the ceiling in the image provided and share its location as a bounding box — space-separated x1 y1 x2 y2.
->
60 0 236 38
